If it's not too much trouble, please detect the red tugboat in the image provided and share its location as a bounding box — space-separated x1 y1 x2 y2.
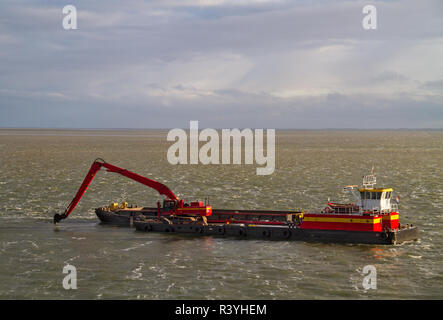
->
54 159 418 244
297 172 414 244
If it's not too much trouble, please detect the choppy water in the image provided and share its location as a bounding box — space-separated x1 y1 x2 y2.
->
0 129 442 299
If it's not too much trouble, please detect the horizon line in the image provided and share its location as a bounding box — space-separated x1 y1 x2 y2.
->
0 127 442 131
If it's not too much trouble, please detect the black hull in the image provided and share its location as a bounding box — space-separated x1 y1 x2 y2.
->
132 220 418 245
96 209 139 226
95 208 418 244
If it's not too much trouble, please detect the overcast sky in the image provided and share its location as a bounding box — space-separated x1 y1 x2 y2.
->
0 0 442 129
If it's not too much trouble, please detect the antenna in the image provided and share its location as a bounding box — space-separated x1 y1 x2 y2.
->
362 167 376 189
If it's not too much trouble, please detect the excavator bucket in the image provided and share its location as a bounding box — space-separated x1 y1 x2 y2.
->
53 213 65 224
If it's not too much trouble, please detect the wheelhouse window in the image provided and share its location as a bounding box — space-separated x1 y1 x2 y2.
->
163 200 175 211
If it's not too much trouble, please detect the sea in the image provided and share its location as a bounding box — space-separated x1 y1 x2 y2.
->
0 129 441 299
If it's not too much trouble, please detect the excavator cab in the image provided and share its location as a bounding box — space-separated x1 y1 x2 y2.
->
162 199 176 212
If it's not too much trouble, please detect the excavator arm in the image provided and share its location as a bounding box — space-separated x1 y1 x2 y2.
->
54 158 178 223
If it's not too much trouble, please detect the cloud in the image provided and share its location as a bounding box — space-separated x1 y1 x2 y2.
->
0 0 442 128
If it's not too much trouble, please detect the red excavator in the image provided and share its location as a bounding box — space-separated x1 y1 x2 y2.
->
53 158 211 224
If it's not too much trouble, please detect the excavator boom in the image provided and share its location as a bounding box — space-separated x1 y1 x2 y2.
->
54 159 178 223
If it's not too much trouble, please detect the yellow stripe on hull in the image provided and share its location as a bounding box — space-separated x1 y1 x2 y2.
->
382 214 399 221
303 217 381 224
358 188 393 193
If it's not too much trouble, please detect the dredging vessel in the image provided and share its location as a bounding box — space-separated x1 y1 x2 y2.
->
54 159 418 244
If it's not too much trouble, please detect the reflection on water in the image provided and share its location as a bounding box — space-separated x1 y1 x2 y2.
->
0 129 442 299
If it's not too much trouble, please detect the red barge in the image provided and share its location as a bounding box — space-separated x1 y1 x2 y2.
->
54 159 418 244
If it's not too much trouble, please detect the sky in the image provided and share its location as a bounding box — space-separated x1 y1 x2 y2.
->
0 0 442 129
